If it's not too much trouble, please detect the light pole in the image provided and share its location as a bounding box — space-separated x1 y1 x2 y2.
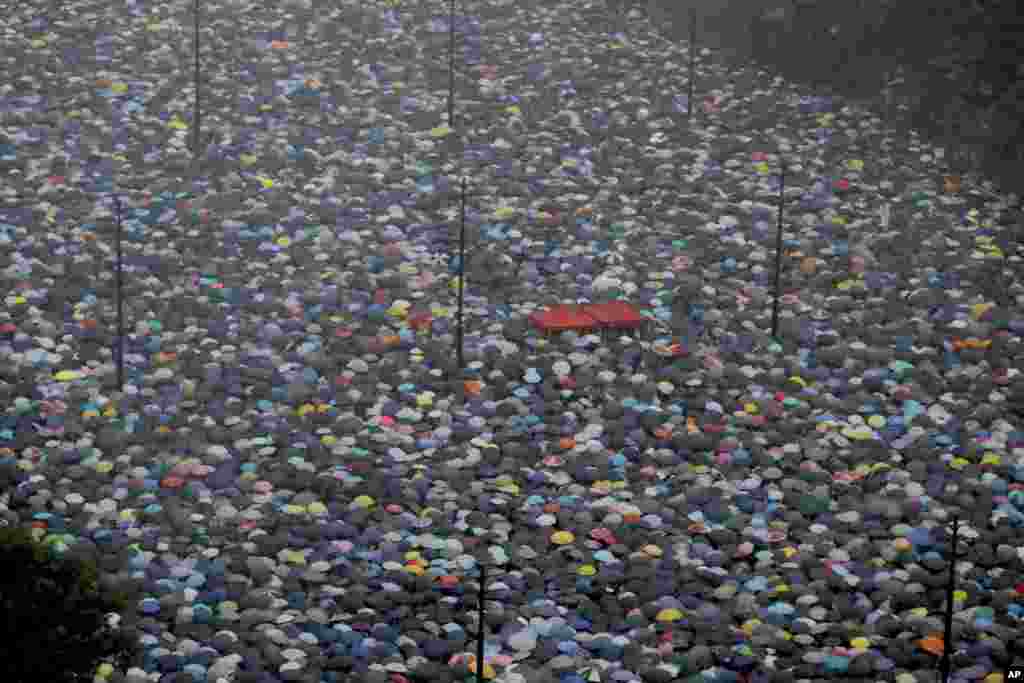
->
457 176 466 371
113 195 125 394
939 516 965 683
688 7 696 124
193 0 201 159
475 561 486 683
448 0 456 129
770 159 787 340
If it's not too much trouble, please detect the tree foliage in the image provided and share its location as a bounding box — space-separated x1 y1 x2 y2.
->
0 465 139 683
704 0 1024 193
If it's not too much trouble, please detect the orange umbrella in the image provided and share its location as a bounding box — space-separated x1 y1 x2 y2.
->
919 635 944 656
950 337 990 351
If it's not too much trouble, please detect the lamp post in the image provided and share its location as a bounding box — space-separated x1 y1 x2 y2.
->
113 195 125 394
475 561 486 683
448 0 456 129
193 0 201 159
939 516 966 683
770 159 787 340
420 179 502 375
688 7 697 124
457 176 466 371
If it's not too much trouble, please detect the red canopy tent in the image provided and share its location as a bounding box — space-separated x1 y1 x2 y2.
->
581 301 645 330
528 304 600 334
529 301 646 336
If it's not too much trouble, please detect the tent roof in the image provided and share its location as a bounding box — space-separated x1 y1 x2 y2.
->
528 304 600 332
528 301 645 332
581 301 645 329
